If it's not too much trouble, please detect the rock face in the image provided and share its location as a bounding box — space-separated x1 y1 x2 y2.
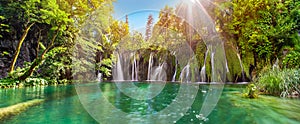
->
0 39 38 78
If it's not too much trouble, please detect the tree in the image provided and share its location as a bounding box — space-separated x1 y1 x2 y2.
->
19 0 72 80
152 5 200 50
6 0 41 73
145 14 154 41
110 20 129 44
215 0 300 69
0 0 117 81
72 0 117 80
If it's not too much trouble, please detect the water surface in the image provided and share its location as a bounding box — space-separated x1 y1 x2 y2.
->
0 82 299 124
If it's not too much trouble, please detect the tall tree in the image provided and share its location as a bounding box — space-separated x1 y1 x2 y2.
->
125 15 129 24
145 14 154 41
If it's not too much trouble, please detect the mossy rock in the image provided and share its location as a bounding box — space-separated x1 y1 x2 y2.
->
0 99 44 121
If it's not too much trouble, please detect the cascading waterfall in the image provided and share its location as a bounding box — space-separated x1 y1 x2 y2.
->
180 62 191 83
210 46 216 82
134 54 138 81
272 58 279 70
201 49 209 82
225 60 229 73
97 72 102 82
172 58 178 82
131 53 134 81
236 50 245 82
131 53 138 81
147 53 154 80
115 53 124 81
150 62 166 81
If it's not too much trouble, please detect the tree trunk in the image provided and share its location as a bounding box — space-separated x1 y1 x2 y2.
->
9 23 35 74
19 29 59 81
253 51 257 68
19 57 43 80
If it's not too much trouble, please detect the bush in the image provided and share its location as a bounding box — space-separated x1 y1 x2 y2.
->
256 68 300 97
283 42 300 68
0 78 19 88
283 50 300 68
0 77 48 88
24 78 48 86
243 83 258 98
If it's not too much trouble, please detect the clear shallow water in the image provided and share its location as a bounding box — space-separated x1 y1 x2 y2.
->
0 83 299 124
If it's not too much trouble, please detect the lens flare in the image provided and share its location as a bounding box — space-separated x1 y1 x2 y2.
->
182 0 196 6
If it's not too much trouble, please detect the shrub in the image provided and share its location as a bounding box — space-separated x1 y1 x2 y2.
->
256 68 300 97
243 83 258 98
0 78 19 88
283 50 300 68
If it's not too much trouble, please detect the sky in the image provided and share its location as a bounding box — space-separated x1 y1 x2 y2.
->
113 0 181 35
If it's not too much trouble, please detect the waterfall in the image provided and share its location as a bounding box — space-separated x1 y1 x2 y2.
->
210 47 216 82
180 62 191 83
97 72 102 82
131 53 134 81
131 53 138 81
272 58 279 70
236 51 245 82
115 53 124 81
225 60 229 73
172 58 178 82
150 63 166 81
147 53 154 80
134 54 138 81
201 49 208 82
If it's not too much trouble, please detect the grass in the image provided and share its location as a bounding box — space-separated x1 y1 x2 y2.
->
256 68 300 97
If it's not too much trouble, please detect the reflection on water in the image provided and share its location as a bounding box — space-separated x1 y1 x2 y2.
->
0 83 299 124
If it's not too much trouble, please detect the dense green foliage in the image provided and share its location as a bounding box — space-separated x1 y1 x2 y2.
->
0 0 119 85
216 0 300 70
283 42 300 68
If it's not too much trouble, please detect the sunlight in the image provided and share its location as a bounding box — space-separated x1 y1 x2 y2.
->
182 0 196 6
190 0 196 3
